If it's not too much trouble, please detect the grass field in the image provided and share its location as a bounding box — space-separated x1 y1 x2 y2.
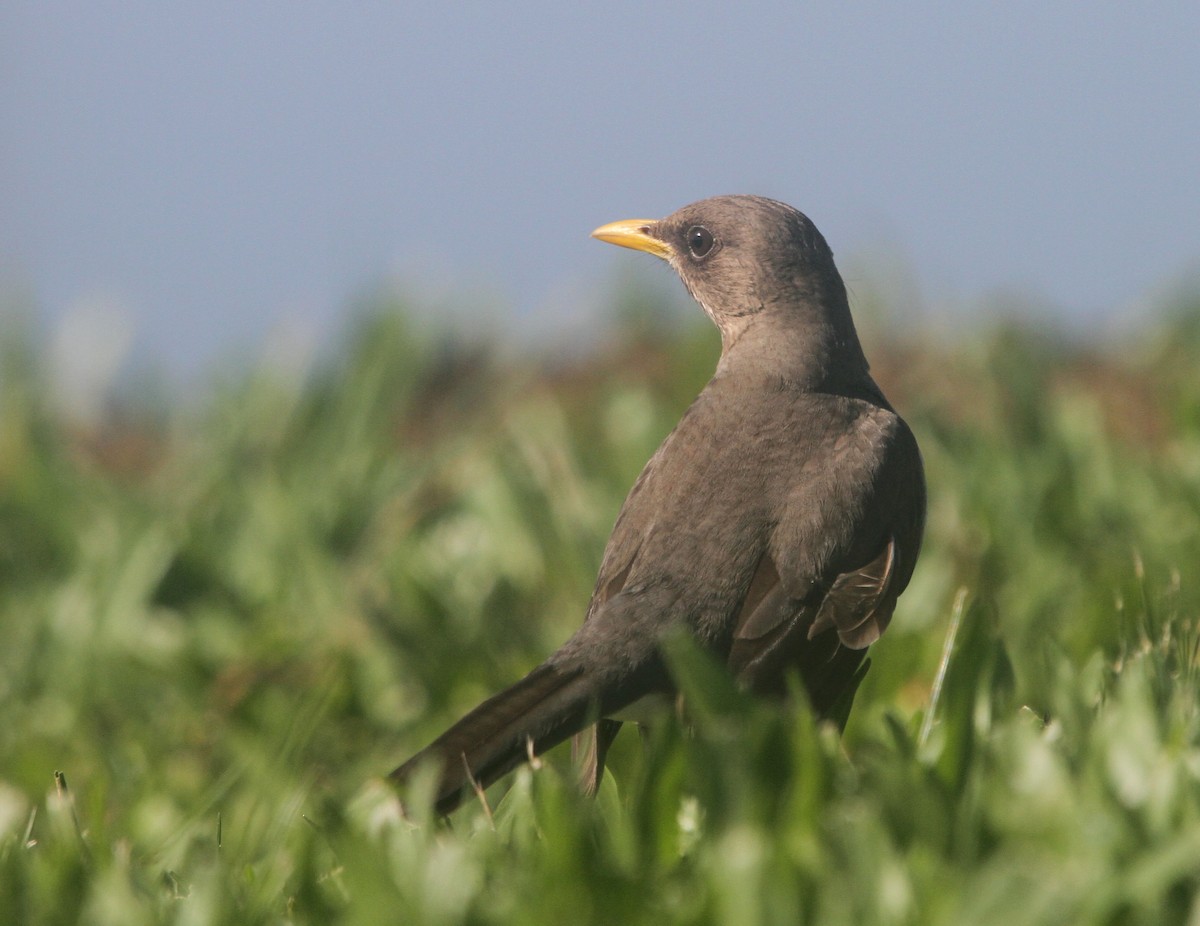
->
2 286 1199 924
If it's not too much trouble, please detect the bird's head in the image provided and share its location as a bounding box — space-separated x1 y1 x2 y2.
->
593 195 862 375
595 193 840 331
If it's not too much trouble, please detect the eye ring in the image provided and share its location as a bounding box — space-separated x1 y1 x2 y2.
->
686 225 715 259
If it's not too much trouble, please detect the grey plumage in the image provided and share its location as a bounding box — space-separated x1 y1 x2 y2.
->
389 195 926 814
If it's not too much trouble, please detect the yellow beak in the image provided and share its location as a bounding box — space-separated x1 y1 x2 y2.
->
590 219 673 260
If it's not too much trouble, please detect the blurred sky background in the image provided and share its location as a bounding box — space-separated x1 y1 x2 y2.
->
2 2 1198 389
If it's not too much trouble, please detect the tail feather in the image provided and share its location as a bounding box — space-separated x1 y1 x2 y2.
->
573 718 623 796
389 663 601 814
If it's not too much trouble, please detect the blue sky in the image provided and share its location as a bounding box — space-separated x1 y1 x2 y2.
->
2 3 1198 379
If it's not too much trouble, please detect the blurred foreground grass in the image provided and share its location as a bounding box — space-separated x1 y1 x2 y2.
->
2 290 1200 924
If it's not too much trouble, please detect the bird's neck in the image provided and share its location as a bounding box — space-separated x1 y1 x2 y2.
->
715 292 873 394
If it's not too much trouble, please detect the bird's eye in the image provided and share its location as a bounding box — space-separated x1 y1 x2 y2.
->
686 225 714 258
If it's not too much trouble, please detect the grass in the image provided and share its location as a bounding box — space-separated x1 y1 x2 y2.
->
1 286 1200 924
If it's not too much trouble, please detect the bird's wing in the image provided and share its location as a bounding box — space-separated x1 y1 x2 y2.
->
728 410 925 698
573 537 630 791
570 442 662 788
807 535 898 648
570 394 717 786
726 537 897 706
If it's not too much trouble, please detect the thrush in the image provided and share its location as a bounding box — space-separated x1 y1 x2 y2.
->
389 195 926 814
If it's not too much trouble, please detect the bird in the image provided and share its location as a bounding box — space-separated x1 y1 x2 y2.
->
388 195 925 815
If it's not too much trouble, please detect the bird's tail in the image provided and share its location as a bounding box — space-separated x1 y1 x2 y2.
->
388 662 603 815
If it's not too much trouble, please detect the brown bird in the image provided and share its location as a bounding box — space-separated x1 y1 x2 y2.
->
389 195 925 814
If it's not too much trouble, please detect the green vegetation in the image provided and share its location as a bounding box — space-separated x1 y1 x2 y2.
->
2 286 1200 924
